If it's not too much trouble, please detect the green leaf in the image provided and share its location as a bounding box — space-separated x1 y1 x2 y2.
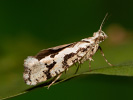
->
84 61 133 76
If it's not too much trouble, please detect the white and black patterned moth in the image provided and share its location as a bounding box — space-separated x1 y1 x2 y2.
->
23 14 113 88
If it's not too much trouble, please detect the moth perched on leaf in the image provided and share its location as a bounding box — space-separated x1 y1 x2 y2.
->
23 14 113 88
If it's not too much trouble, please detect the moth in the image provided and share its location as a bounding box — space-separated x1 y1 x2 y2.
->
23 14 113 88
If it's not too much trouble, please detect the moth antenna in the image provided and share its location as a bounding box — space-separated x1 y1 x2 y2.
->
99 13 108 32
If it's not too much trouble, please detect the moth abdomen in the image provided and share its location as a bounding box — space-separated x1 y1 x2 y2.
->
23 56 48 85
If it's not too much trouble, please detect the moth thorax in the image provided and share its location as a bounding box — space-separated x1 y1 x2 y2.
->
93 30 108 42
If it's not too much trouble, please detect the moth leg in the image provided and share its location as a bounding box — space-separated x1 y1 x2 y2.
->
75 63 81 74
65 68 68 74
99 46 113 66
89 57 94 61
89 60 91 71
48 73 62 89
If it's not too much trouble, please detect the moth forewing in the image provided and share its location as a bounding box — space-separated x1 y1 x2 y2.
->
23 13 113 88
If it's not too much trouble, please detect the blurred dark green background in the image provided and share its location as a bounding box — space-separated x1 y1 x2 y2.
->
0 0 133 100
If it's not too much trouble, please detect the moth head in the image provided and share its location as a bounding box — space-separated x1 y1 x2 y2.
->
93 31 108 42
99 30 108 41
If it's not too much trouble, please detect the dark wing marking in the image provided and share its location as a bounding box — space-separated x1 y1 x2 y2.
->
35 43 75 60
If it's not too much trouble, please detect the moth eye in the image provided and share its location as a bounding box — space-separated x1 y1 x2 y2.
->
102 33 104 35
